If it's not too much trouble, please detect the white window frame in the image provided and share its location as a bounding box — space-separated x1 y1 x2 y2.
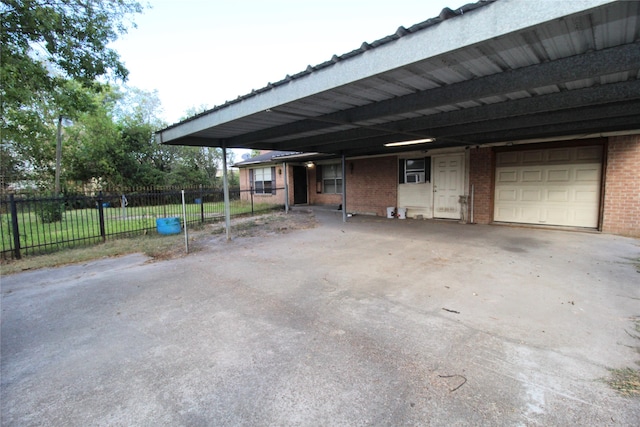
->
322 163 342 194
400 158 429 184
251 167 276 195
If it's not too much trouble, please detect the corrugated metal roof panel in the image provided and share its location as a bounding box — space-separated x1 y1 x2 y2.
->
161 0 499 130
159 0 640 155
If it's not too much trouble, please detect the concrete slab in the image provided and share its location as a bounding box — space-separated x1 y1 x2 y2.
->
2 210 639 426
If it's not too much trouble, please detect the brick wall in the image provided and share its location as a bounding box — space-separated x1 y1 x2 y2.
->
346 156 397 216
307 165 342 206
285 165 296 206
602 135 640 237
239 168 250 202
238 166 288 205
469 147 493 224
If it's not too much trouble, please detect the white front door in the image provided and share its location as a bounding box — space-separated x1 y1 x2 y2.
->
433 154 464 219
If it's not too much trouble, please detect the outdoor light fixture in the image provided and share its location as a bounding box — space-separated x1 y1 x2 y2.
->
306 161 315 168
384 138 435 147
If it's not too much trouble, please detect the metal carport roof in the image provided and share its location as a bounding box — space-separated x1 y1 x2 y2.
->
157 0 640 156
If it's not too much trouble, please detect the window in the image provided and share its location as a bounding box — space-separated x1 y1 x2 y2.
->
250 167 276 195
319 163 342 194
399 157 430 183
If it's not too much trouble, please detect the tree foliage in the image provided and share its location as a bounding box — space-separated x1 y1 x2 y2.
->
64 86 165 189
1 0 143 101
1 0 144 189
0 1 234 192
3 79 100 187
62 87 230 190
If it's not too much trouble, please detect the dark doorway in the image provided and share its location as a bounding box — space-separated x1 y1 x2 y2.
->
293 166 308 204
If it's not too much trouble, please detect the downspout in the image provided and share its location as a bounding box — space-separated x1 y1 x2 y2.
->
471 184 475 224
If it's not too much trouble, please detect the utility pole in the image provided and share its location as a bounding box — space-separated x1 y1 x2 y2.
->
54 115 62 194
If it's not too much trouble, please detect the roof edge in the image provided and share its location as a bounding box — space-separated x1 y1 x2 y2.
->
158 0 495 136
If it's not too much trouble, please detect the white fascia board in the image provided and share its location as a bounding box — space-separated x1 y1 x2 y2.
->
159 0 618 143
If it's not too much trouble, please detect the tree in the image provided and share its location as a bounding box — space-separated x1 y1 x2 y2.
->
0 142 24 190
64 86 170 189
2 78 102 189
64 88 121 187
164 145 223 188
172 105 227 187
1 0 144 189
1 0 143 102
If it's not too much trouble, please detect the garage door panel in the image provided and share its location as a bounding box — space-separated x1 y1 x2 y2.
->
522 189 541 201
499 152 519 165
546 208 570 223
547 189 569 202
496 188 518 202
548 149 571 162
577 146 602 161
495 206 517 221
575 189 599 203
522 151 544 163
494 146 602 228
497 170 518 182
521 206 543 221
522 170 542 181
548 169 571 181
575 167 599 181
574 209 599 223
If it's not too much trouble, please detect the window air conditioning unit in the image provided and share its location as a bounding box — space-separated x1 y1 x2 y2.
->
406 173 425 183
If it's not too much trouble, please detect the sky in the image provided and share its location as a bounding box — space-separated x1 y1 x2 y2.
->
110 0 457 126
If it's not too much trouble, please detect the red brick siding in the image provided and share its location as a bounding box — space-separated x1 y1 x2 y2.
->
285 166 296 206
469 147 493 224
239 168 253 202
602 135 640 237
307 165 342 206
238 166 288 205
346 157 397 216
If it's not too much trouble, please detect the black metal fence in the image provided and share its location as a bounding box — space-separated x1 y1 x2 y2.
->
0 186 284 260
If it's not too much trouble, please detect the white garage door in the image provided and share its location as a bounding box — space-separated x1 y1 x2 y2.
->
494 146 603 228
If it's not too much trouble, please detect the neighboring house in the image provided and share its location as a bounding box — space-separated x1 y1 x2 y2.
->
158 0 640 237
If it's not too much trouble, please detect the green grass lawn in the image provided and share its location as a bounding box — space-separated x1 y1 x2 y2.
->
1 200 281 259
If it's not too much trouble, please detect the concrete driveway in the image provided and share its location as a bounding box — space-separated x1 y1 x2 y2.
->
2 209 639 426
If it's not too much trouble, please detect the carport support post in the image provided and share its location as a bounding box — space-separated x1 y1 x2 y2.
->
283 161 289 213
341 153 347 223
222 144 231 241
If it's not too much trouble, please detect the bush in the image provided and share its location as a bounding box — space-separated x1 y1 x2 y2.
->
63 190 94 210
37 199 65 223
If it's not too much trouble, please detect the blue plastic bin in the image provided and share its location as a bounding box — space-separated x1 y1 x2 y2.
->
156 217 181 235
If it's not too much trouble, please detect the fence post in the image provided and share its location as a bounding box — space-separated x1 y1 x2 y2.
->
200 185 204 223
250 186 254 215
9 194 21 260
97 192 106 242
